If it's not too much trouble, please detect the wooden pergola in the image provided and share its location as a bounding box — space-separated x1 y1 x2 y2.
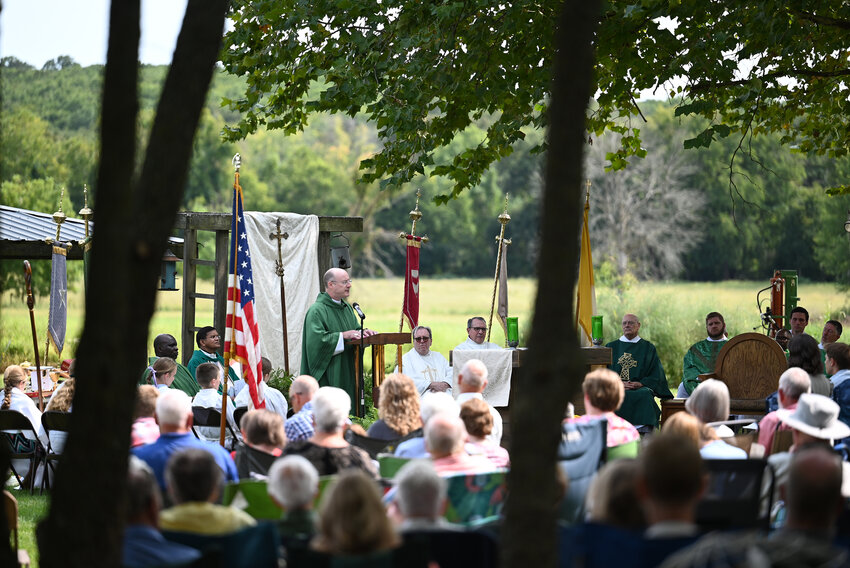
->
175 212 363 366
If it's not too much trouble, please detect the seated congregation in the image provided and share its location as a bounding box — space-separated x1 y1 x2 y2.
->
10 327 850 568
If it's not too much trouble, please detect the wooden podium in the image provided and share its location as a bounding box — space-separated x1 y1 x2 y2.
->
346 332 411 415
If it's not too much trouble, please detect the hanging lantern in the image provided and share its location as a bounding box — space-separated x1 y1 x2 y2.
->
330 233 352 269
159 248 181 291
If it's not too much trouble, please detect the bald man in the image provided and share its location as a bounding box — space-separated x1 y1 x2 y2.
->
300 268 376 401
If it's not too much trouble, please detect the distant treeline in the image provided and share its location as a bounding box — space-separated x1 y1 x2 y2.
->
2 56 850 294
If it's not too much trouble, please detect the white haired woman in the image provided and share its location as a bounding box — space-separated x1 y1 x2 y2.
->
280 387 378 479
685 379 747 459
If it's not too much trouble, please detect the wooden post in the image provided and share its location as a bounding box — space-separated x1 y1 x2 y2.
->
181 227 198 366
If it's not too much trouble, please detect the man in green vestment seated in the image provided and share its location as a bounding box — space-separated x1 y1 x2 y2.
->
141 334 200 396
187 326 242 395
301 268 376 401
606 313 673 430
676 312 729 398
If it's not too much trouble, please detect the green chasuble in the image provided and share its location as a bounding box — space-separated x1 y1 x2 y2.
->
682 339 727 395
140 356 200 397
187 350 241 386
301 292 360 400
606 338 673 428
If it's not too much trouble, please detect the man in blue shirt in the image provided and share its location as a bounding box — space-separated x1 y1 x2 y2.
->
285 375 319 442
132 390 238 490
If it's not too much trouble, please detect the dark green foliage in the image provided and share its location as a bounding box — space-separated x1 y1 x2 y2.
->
4 61 850 283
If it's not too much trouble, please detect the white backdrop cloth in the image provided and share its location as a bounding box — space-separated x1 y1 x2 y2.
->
451 349 513 407
244 212 319 374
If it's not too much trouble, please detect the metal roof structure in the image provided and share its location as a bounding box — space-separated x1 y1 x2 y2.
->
0 205 182 260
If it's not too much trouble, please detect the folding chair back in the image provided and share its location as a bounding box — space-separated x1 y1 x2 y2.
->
40 411 72 492
234 406 248 429
344 430 396 459
191 406 238 441
697 458 772 531
0 411 41 493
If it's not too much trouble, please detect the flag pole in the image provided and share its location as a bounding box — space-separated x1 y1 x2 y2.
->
487 194 511 344
398 189 429 333
221 154 241 447
23 262 44 411
44 188 68 375
79 184 93 294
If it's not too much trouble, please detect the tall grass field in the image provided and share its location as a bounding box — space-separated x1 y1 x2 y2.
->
2 277 848 390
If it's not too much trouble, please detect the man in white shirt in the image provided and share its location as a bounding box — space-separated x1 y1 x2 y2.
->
453 317 502 351
455 359 502 445
234 357 288 423
395 325 452 396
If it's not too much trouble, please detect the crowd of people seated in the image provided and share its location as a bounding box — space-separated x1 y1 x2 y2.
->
10 312 850 568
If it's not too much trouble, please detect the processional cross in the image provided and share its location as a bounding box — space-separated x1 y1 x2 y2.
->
270 219 290 373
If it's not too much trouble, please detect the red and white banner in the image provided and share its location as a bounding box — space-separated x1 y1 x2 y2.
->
402 235 422 330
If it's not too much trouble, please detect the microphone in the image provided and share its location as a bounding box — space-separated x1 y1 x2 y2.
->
352 302 366 320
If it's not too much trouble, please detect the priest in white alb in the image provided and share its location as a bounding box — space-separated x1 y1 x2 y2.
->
453 317 503 351
394 325 453 396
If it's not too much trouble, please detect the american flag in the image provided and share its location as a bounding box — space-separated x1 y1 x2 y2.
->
224 179 265 409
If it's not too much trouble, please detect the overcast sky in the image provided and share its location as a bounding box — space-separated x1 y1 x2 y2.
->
0 0 188 67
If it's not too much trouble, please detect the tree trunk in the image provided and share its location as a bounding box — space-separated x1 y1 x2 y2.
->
502 1 600 567
36 1 228 565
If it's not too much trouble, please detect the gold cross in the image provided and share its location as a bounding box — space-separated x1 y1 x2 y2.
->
617 352 637 382
269 218 289 277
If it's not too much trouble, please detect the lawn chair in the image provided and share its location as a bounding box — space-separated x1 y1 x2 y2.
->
377 454 410 479
161 521 279 568
223 479 280 520
0 411 42 494
557 418 607 524
40 411 71 493
443 470 508 525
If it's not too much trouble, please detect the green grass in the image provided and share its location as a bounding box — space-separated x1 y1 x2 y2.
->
8 488 48 568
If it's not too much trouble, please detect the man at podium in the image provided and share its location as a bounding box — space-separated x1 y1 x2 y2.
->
301 268 376 400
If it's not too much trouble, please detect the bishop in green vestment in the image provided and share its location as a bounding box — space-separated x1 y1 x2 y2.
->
140 334 200 396
606 314 673 428
680 312 728 396
301 268 377 401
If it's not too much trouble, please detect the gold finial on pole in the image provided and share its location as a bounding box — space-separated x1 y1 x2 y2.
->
585 179 591 202
79 184 93 240
52 187 67 242
488 194 511 343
